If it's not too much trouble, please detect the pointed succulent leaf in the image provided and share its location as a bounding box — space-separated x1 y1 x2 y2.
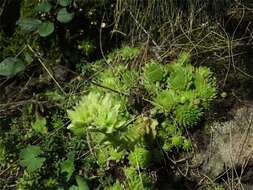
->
167 63 193 91
128 147 152 168
154 89 178 111
176 52 190 65
143 60 165 83
174 104 203 127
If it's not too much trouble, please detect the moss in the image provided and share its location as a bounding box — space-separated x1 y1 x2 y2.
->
20 0 38 18
0 29 38 60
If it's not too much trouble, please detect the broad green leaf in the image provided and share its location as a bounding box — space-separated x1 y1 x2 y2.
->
0 57 25 76
38 22 54 37
60 153 75 181
36 2 52 12
17 18 42 32
20 145 46 172
58 0 71 7
57 8 74 23
31 116 48 135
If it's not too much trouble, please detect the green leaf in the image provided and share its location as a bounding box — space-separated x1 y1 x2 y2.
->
60 153 75 181
143 60 165 83
174 104 203 127
75 176 89 190
31 116 48 135
0 57 25 76
36 2 52 12
128 147 151 168
176 52 190 65
57 8 74 23
20 145 46 172
105 181 123 190
58 0 71 7
154 89 178 111
69 186 78 190
68 176 89 190
171 135 184 147
17 18 42 32
167 63 193 91
37 22 54 37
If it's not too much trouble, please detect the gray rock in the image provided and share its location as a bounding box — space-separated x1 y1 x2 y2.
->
193 104 253 180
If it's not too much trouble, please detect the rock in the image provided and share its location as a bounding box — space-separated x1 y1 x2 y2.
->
192 103 253 181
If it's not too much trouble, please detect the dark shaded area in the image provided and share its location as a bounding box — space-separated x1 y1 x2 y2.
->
0 0 21 36
38 0 117 69
156 168 197 190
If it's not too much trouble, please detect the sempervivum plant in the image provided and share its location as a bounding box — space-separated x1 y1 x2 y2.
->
67 92 130 135
142 53 216 129
173 104 203 127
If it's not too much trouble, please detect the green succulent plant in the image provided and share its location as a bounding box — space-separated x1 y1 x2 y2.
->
96 65 138 94
123 117 158 149
124 167 153 190
175 52 190 65
142 59 165 94
194 67 216 108
171 135 184 147
143 60 165 83
174 104 203 127
154 89 179 112
167 63 193 91
128 147 152 168
149 53 216 128
118 46 140 61
67 92 129 135
65 51 216 189
106 46 140 64
97 146 126 168
105 181 123 190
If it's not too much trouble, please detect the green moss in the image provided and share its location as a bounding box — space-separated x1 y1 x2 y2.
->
0 29 38 60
